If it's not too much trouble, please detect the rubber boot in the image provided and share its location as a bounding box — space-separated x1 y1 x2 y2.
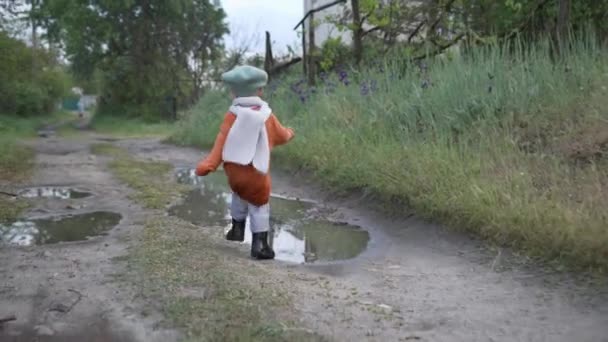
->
226 219 245 242
251 232 275 260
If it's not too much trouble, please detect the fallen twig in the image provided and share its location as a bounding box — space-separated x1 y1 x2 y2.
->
49 289 84 313
0 315 17 324
490 248 503 272
66 288 84 311
0 191 18 197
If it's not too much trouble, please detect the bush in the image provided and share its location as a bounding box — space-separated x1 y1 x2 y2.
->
0 32 69 117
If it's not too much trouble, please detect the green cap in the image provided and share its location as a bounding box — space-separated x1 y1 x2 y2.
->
221 65 268 97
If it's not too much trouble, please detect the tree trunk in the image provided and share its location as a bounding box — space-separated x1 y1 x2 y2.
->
264 31 274 74
426 0 439 38
302 21 308 76
307 12 316 85
351 0 363 65
30 0 39 74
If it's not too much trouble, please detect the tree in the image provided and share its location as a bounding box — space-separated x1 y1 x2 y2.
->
323 0 608 69
39 0 228 120
0 31 69 116
351 0 363 64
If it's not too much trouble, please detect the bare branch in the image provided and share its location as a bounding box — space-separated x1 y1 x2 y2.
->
407 20 426 43
0 315 17 324
362 25 383 37
413 32 465 61
428 0 457 34
268 57 302 76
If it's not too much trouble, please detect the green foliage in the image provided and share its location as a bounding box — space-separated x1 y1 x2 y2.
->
0 32 69 117
322 0 608 72
319 37 351 71
40 0 228 120
173 36 608 271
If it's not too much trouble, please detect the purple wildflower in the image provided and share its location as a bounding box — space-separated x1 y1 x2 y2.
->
360 82 369 96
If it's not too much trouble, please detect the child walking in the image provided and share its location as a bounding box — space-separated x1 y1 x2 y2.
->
195 65 295 260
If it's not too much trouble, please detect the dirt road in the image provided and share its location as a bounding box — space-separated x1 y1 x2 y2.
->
1 134 607 341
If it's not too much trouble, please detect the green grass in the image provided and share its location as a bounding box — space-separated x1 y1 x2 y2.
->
0 138 35 182
90 143 182 209
0 113 64 222
0 110 77 136
0 196 29 223
91 115 175 138
0 138 34 220
131 217 321 342
97 143 322 341
172 35 608 272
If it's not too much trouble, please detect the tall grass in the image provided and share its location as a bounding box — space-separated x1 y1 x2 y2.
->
0 113 61 181
173 36 608 271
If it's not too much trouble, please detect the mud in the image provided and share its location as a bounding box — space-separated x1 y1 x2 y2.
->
170 168 369 263
0 136 180 342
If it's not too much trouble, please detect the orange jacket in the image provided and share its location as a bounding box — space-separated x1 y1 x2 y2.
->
195 112 294 206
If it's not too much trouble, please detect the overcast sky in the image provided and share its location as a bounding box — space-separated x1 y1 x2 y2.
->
221 0 303 55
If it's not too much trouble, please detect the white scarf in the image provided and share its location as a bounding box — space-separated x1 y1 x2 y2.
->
222 96 272 174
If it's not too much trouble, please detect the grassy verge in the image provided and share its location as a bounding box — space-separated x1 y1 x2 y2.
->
0 113 58 222
97 143 320 341
91 143 180 209
132 217 319 341
90 114 175 138
0 139 34 222
172 37 608 272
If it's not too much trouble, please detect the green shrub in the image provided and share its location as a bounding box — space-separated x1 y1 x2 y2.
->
0 31 69 117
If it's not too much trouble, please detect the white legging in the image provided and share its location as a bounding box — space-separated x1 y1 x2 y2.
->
230 193 270 233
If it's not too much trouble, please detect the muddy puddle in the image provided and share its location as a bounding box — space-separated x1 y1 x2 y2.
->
18 187 92 199
170 168 369 263
0 211 121 246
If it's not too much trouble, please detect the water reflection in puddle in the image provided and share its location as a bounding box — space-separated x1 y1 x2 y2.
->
0 211 121 246
19 187 92 199
171 168 369 263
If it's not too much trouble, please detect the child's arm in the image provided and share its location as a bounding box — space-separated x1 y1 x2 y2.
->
195 113 236 176
268 114 295 147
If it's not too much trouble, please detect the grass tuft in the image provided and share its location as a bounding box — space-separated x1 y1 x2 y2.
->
98 143 322 341
130 217 322 341
91 143 180 209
